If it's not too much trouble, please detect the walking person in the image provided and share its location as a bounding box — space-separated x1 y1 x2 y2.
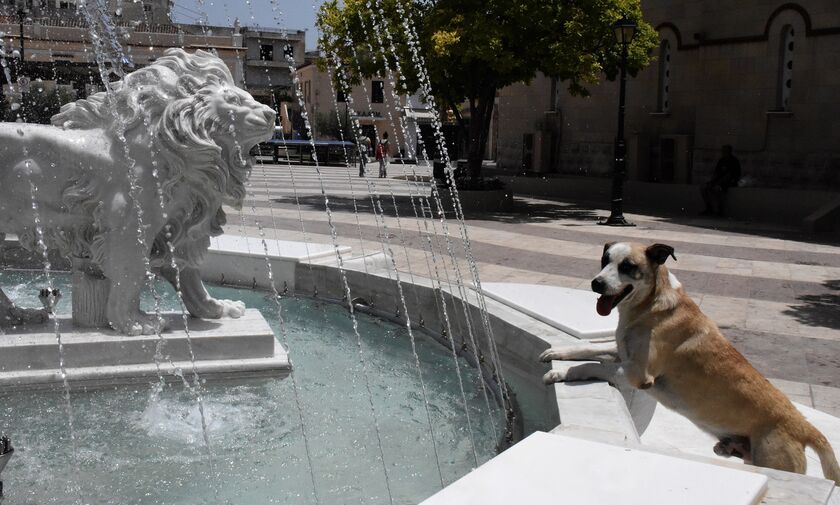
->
700 144 741 217
376 131 390 178
358 136 371 177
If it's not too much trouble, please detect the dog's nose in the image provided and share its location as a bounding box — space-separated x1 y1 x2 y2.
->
591 278 606 294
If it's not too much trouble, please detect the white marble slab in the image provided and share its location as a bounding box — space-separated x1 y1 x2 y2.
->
422 431 768 505
0 309 289 389
205 236 352 293
481 283 617 340
209 235 349 262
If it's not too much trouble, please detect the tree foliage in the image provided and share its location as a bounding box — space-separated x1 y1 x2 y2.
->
318 0 658 177
313 110 354 141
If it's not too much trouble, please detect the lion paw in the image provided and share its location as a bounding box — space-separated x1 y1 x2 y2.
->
218 299 246 318
111 312 168 336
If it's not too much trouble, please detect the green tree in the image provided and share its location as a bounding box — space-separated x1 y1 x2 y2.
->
318 0 657 180
313 110 354 141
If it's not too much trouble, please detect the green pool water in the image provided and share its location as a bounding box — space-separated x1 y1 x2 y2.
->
0 271 502 504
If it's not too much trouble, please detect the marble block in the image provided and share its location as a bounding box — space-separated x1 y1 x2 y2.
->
0 309 289 390
203 235 352 292
481 283 617 340
422 432 768 505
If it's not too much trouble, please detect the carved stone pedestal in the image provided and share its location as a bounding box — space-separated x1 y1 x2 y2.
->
71 258 110 328
0 309 289 390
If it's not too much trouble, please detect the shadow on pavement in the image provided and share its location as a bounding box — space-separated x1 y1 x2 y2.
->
466 199 601 224
783 279 840 330
274 194 426 218
274 194 602 223
274 189 839 246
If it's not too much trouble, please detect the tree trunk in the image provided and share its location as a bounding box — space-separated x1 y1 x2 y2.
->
466 88 496 180
447 97 468 143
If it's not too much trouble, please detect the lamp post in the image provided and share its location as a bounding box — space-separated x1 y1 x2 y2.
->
600 17 637 227
14 1 30 123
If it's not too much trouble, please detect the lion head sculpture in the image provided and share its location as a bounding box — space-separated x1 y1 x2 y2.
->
51 48 276 267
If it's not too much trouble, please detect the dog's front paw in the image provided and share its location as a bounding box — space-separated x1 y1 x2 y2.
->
543 361 612 385
543 370 567 385
538 342 616 362
539 348 562 362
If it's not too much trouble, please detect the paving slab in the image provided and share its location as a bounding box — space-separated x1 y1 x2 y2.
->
421 431 768 505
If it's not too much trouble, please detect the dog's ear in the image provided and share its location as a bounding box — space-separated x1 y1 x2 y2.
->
602 242 616 256
646 243 677 265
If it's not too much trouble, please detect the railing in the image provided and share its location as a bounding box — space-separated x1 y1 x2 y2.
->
0 16 183 34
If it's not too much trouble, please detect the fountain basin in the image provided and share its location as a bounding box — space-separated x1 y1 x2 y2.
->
0 270 502 504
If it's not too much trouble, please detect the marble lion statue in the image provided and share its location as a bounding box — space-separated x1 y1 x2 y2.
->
0 49 275 335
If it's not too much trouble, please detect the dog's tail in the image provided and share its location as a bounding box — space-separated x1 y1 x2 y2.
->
804 423 840 485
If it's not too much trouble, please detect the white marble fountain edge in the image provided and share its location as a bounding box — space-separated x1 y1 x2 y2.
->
283 249 840 505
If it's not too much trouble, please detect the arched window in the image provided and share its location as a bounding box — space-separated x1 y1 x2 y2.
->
657 40 671 113
777 25 795 111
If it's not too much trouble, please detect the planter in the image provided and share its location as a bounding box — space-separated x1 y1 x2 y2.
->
436 187 514 213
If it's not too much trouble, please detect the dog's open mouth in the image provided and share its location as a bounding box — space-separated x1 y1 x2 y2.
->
596 285 633 316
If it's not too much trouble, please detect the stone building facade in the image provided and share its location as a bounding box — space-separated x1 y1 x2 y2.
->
0 4 313 111
296 62 410 156
241 27 305 102
2 0 172 25
496 0 840 189
0 0 246 102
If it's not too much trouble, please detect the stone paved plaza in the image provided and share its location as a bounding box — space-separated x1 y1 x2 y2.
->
235 160 840 415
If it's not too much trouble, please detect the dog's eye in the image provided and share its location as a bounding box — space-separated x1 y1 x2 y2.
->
601 255 609 268
618 261 637 275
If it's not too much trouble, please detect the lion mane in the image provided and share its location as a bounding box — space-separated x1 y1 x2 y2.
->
49 48 254 267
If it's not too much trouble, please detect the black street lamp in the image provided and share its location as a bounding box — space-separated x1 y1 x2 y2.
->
600 17 637 227
14 0 29 75
14 1 30 123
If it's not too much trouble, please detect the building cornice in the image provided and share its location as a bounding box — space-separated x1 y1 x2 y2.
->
656 2 840 50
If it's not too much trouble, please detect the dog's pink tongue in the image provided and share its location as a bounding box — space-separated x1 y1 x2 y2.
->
596 295 615 317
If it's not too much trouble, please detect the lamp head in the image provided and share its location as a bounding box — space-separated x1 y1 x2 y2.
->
613 17 637 45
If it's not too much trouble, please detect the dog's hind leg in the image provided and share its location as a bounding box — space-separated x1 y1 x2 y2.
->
751 428 806 474
714 436 753 463
539 341 618 363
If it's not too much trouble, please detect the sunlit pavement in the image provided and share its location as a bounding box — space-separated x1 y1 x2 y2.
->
233 161 840 412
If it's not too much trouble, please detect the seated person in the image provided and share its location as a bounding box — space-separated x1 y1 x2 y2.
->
701 145 741 216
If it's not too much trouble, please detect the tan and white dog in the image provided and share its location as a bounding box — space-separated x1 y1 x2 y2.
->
540 241 840 483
